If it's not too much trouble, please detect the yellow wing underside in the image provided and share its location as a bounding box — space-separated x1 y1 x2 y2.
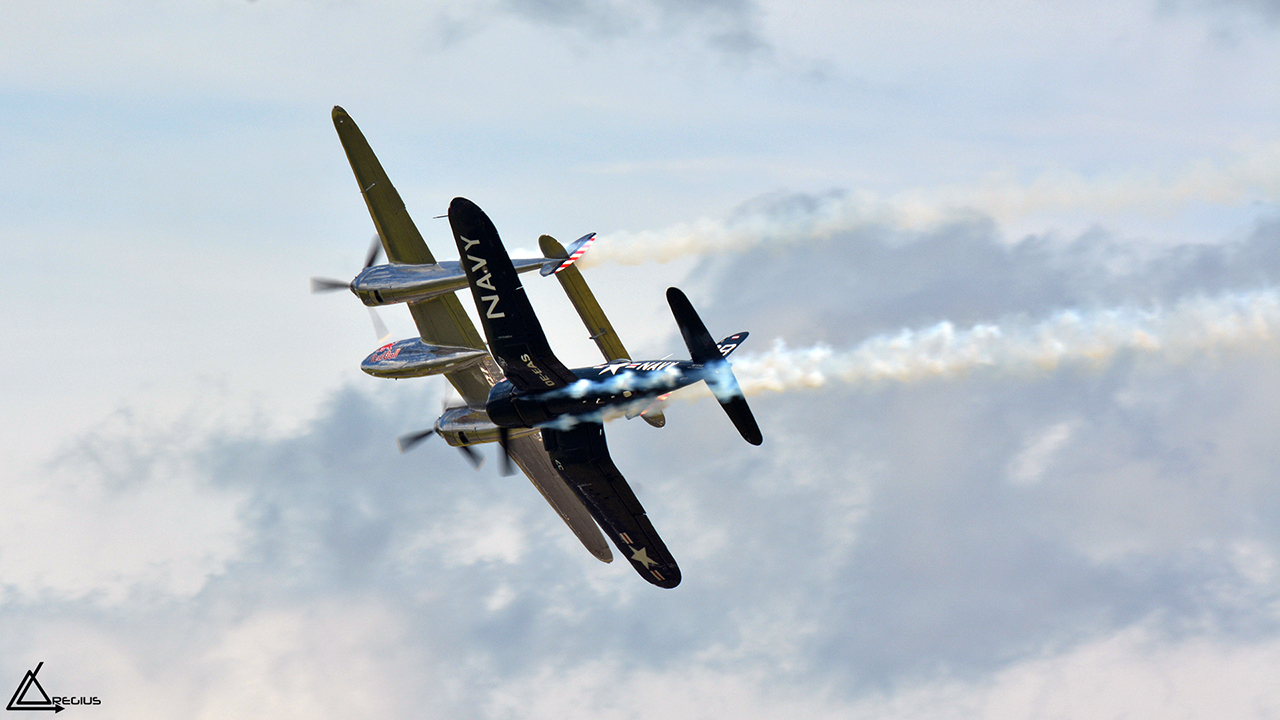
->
539 235 666 428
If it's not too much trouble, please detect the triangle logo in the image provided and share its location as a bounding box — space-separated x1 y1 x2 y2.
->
7 663 62 713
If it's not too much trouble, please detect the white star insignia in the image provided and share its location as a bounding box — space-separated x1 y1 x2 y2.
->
595 360 631 376
628 545 658 569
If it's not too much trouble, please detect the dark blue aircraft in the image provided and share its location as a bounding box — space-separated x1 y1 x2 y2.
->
443 197 762 588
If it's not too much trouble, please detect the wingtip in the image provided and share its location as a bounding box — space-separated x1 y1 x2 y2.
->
538 234 566 259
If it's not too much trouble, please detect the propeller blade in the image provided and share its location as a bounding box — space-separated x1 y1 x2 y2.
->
497 427 514 476
310 277 351 293
458 444 484 470
313 235 382 295
398 427 487 472
364 235 384 269
397 429 436 453
368 308 391 344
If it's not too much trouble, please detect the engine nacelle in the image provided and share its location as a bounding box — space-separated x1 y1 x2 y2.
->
361 339 489 378
351 258 555 307
433 405 539 447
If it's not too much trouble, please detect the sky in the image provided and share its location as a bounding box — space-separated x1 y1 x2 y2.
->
1 0 1278 717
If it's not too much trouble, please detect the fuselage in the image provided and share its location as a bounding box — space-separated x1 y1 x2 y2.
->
484 360 711 429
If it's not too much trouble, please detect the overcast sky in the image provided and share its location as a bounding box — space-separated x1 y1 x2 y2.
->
1 1 1278 718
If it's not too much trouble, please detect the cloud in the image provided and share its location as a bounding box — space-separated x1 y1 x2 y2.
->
496 0 772 58
678 211 1280 353
635 206 1280 689
5 137 1279 716
6 166 1280 717
421 0 774 61
585 144 1280 267
0 408 248 605
2 1 1278 716
1162 0 1280 22
4 317 1277 716
1006 420 1076 485
485 624 1280 719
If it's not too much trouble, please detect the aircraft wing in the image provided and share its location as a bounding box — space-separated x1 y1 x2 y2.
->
331 106 612 564
447 197 579 391
543 422 681 588
505 434 613 563
537 234 667 428
332 106 497 405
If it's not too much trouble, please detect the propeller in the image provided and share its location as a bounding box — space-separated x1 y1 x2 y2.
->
497 427 514 476
396 428 436 454
399 399 498 471
311 235 393 342
310 276 351 293
396 426 487 470
310 235 384 294
458 444 484 469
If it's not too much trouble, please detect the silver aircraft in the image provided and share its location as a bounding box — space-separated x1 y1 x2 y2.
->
316 108 761 588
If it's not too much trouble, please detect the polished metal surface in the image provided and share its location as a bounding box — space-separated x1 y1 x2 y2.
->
351 258 552 307
360 338 489 378
433 405 540 446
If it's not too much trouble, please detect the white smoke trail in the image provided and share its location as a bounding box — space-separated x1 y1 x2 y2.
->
582 143 1280 266
727 288 1280 395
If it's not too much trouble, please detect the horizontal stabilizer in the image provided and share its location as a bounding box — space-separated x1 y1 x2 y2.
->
703 363 763 446
541 232 596 276
666 288 763 446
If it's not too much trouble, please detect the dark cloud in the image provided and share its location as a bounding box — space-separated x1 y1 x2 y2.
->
6 357 1277 714
700 192 1280 348
659 204 1280 685
239 343 1272 687
783 354 1280 688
